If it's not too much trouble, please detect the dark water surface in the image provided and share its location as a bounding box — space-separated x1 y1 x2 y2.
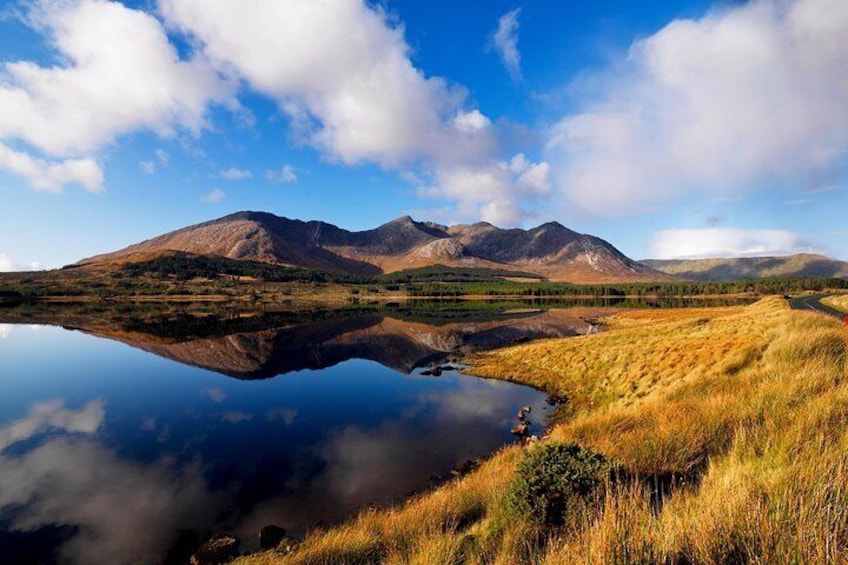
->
0 305 572 564
0 298 752 563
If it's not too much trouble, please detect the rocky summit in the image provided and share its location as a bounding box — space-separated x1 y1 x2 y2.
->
80 211 669 283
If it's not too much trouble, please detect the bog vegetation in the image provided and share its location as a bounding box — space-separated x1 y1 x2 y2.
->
1 252 847 300
237 297 848 564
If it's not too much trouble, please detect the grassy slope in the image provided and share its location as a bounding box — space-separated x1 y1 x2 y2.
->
238 297 848 564
823 294 848 313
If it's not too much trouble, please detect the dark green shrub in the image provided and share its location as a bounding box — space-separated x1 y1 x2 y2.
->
507 442 610 526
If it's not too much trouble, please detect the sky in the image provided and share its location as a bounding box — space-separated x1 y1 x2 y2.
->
1 0 847 270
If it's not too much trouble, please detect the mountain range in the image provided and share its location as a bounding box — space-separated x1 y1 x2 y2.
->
80 211 668 283
642 254 848 281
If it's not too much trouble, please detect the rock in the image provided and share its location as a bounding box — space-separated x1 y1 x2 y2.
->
276 535 301 555
420 369 434 376
510 423 529 437
190 533 239 565
527 435 540 444
431 367 442 377
521 405 532 414
440 365 456 372
546 395 568 406
259 525 287 550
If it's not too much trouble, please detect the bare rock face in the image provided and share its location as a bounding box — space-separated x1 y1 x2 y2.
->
78 211 670 283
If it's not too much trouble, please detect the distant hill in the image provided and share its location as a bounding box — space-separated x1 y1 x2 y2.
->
79 211 670 283
641 254 848 281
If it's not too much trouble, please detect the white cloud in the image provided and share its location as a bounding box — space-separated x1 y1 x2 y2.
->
160 0 535 222
0 142 102 193
139 160 155 175
200 187 225 203
421 153 550 225
650 228 819 259
265 164 297 184
0 0 233 191
452 109 491 134
0 253 14 272
0 399 105 453
491 8 522 82
547 0 848 216
0 251 43 272
154 148 169 167
219 167 252 180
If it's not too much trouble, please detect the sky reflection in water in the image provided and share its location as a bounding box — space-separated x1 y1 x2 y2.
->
0 322 548 564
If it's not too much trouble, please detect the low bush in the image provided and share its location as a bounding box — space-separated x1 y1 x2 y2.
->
507 442 610 527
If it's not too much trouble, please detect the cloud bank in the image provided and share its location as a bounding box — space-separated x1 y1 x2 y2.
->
548 0 848 216
650 228 818 259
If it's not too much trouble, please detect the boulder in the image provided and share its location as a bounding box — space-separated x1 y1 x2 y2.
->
259 525 287 550
190 533 240 565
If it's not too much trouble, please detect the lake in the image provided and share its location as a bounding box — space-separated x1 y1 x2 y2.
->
0 298 751 563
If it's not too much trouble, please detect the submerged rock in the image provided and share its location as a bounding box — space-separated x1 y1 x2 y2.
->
190 533 240 565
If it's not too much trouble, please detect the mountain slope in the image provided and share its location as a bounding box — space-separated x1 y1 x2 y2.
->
80 211 670 283
641 254 848 281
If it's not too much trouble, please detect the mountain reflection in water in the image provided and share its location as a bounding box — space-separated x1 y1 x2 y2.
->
0 299 753 563
0 302 617 564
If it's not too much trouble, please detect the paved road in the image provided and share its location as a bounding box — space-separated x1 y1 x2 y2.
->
788 294 847 320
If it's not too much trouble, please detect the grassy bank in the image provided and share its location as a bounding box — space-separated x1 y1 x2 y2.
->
822 294 848 313
236 297 848 564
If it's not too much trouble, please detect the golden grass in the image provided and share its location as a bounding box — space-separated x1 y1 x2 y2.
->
237 297 848 564
823 294 848 313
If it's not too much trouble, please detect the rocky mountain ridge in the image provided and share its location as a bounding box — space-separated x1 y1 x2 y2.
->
81 211 669 283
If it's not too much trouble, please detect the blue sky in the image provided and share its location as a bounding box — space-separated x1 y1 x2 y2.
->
1 0 847 270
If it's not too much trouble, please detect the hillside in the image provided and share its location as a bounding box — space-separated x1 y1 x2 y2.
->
641 253 848 281
78 211 669 283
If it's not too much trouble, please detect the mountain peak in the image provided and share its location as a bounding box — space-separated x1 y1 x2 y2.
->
79 211 669 283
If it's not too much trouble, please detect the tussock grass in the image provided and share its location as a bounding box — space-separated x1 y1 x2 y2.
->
237 297 848 564
823 293 848 313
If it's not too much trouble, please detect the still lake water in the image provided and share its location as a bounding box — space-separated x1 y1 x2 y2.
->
0 298 752 563
0 305 578 564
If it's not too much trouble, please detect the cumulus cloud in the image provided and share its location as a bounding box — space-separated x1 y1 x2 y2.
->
650 228 819 259
0 0 233 191
139 160 155 175
421 153 551 225
265 164 297 184
491 8 522 82
219 167 252 180
200 187 225 203
547 0 848 216
160 0 537 223
0 142 102 193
